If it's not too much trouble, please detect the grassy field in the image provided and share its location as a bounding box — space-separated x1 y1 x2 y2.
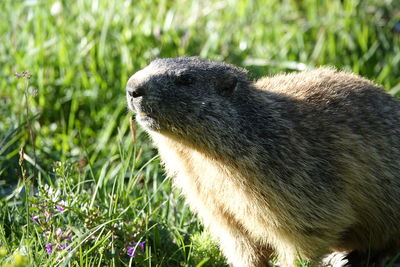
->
1 0 400 266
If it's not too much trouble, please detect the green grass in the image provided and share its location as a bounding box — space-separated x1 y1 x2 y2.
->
1 0 400 266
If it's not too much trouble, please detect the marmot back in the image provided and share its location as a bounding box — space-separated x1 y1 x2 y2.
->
126 57 400 267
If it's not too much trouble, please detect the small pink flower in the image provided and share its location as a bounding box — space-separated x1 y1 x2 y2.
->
32 215 39 223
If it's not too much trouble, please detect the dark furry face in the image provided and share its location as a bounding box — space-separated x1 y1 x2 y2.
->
126 57 248 134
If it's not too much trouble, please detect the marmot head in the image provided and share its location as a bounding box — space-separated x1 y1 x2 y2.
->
126 57 249 138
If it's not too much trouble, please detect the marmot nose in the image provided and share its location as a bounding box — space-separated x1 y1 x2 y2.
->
128 86 145 98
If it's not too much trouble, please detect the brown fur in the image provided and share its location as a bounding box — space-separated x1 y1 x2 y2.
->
126 57 400 266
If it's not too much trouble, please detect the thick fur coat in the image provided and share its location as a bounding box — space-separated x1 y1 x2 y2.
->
126 57 400 266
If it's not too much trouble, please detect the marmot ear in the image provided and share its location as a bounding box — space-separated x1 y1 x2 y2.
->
217 75 238 96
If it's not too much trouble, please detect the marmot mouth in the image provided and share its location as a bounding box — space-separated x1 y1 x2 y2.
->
136 112 149 118
135 112 160 130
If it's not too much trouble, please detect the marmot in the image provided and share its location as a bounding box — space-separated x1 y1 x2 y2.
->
126 57 400 267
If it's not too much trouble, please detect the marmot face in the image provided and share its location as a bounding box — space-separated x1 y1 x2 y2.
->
126 57 248 136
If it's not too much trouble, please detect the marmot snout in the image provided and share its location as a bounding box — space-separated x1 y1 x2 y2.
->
127 56 400 267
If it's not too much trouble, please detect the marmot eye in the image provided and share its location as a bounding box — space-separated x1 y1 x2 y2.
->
174 73 195 85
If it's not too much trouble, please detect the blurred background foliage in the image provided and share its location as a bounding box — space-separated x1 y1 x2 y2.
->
0 0 400 266
1 0 400 179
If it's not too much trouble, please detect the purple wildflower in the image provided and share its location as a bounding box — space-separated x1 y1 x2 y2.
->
45 243 53 254
64 234 72 242
44 211 51 221
126 241 145 257
56 228 63 236
58 243 68 250
135 241 145 252
55 228 73 242
126 246 135 257
32 215 39 223
55 200 66 212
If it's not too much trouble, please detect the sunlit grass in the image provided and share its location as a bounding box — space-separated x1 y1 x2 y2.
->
1 0 400 266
